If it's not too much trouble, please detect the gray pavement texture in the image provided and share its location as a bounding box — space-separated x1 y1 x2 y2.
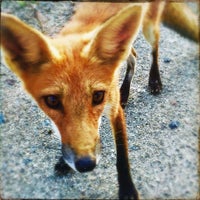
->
0 1 199 199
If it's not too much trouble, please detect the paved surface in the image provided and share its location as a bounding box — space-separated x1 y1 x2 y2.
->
0 1 199 199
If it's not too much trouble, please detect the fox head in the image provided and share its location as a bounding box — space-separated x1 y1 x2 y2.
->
0 5 143 172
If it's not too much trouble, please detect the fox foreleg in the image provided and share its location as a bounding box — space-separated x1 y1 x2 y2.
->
111 105 139 199
120 48 137 109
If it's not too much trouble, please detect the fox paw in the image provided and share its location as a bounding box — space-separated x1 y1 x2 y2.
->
120 101 128 109
119 184 139 200
54 156 71 176
119 190 139 200
148 79 162 95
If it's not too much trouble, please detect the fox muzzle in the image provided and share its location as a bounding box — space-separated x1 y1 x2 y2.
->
62 143 101 173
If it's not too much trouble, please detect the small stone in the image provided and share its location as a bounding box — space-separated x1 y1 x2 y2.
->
0 113 6 124
48 130 53 134
5 79 16 86
43 119 51 127
169 120 180 129
131 145 140 151
23 158 32 165
163 57 171 63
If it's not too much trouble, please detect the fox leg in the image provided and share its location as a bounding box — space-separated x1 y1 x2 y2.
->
111 105 139 199
143 2 165 94
120 48 137 108
54 156 71 176
148 42 162 94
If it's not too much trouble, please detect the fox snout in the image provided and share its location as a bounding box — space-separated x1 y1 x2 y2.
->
62 142 101 173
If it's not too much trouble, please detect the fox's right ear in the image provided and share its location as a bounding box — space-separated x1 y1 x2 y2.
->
0 13 56 76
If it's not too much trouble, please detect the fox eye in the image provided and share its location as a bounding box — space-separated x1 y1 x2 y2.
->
92 91 105 106
44 95 61 109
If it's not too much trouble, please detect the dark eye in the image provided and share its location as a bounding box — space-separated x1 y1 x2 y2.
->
44 95 61 109
92 91 105 106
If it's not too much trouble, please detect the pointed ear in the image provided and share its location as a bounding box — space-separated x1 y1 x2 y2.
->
0 13 55 75
89 5 144 65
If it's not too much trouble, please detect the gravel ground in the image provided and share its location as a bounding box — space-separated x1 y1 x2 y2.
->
0 1 199 199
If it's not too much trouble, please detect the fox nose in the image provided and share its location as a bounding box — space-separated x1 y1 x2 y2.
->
75 157 96 173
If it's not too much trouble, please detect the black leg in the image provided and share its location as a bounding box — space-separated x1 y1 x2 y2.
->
117 141 139 200
148 45 162 94
112 106 139 199
120 51 136 108
54 156 71 176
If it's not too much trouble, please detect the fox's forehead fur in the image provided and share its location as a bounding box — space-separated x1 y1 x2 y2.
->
24 37 117 101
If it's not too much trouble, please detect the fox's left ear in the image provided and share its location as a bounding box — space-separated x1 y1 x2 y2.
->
89 5 144 65
0 13 56 76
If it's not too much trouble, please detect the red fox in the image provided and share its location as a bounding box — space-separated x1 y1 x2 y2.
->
1 1 199 199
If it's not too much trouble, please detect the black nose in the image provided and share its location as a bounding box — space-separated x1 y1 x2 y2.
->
75 157 96 173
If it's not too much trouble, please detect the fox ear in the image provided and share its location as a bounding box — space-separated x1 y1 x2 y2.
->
0 13 54 75
89 5 144 65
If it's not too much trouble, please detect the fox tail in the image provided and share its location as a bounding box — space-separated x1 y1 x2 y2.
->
162 2 199 42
